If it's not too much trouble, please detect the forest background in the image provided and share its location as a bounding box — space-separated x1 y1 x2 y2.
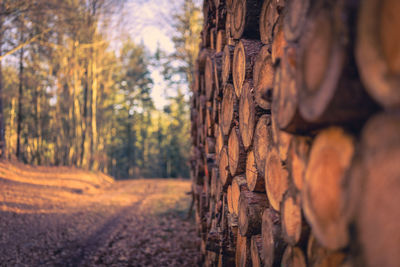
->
0 0 202 179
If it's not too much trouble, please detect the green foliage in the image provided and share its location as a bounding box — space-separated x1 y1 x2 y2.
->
0 0 199 179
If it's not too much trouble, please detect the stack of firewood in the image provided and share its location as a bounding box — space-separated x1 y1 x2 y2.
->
190 0 400 266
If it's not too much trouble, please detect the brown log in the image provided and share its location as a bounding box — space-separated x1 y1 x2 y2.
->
354 112 400 267
253 45 274 110
265 144 289 212
281 190 309 246
297 1 378 127
287 136 311 191
283 0 310 41
206 228 221 253
302 127 354 250
272 44 313 133
233 39 262 98
228 126 247 176
253 114 272 176
231 0 262 39
211 167 220 200
216 3 227 30
222 45 235 85
198 49 213 72
239 81 267 150
231 175 248 216
271 14 287 64
227 184 234 214
250 235 264 267
245 149 265 192
226 0 234 12
220 83 238 136
215 124 226 160
356 0 400 109
307 234 346 267
225 11 234 45
260 0 285 45
271 113 293 163
235 234 251 267
219 146 232 190
238 190 268 236
206 102 214 137
210 27 217 50
281 246 307 267
213 52 224 97
216 30 226 53
205 55 215 101
262 208 286 267
205 137 216 155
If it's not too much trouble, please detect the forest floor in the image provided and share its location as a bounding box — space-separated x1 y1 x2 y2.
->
0 160 202 266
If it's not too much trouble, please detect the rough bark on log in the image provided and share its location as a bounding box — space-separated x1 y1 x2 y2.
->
356 0 400 109
253 45 274 110
238 190 268 236
213 52 224 98
231 0 262 39
245 149 265 192
302 127 354 250
233 39 262 98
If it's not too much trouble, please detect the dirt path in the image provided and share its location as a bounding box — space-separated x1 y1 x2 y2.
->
0 162 201 266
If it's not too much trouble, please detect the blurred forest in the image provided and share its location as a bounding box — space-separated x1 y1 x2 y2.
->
0 0 202 179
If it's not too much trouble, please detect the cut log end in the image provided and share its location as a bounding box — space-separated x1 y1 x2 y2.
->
281 246 307 267
253 114 272 176
246 150 265 192
265 145 289 212
253 46 274 110
303 127 354 250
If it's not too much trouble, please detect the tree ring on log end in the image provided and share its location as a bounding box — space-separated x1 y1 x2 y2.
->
302 127 354 250
265 145 289 212
233 41 246 98
356 0 400 108
253 46 273 110
298 6 345 122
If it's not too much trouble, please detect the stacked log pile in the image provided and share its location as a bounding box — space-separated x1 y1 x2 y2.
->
190 0 400 266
